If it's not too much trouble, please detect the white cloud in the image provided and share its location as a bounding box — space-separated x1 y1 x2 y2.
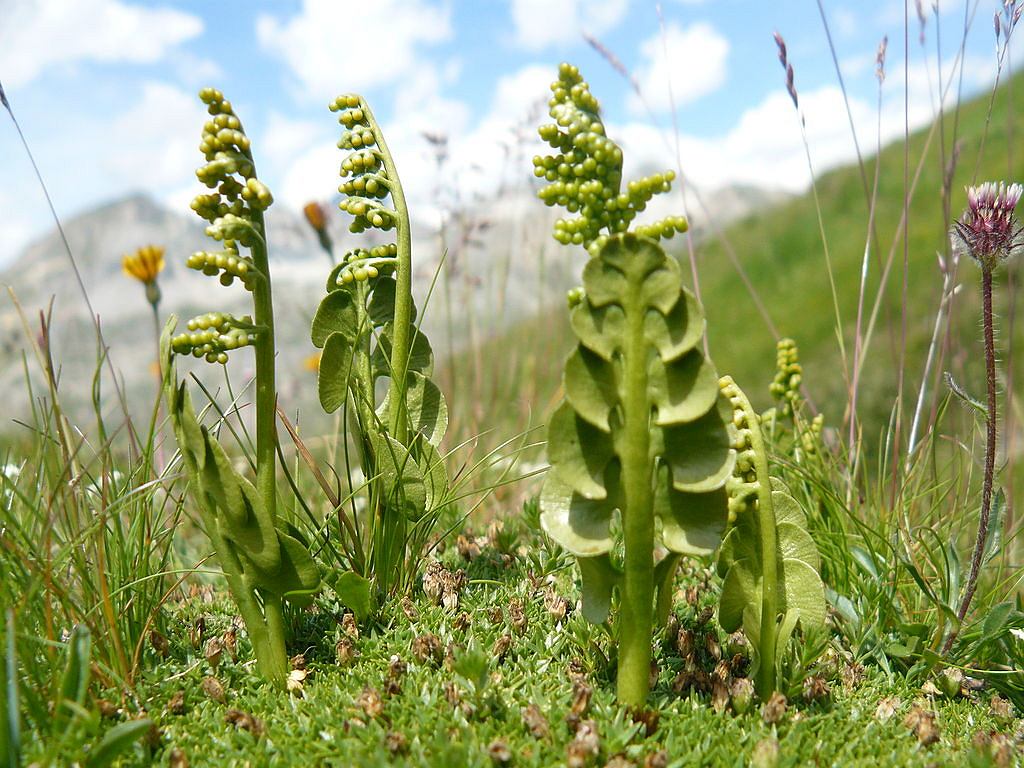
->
629 22 729 114
486 65 553 123
833 7 859 38
258 112 340 210
509 0 629 50
0 0 202 88
615 47 999 200
0 190 36 264
261 63 552 240
172 53 224 88
101 82 209 191
256 0 452 102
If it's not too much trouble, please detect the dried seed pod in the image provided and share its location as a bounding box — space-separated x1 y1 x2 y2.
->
522 703 550 740
761 692 787 725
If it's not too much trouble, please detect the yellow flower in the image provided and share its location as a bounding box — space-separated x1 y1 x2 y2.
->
122 245 166 284
303 352 322 372
303 202 326 233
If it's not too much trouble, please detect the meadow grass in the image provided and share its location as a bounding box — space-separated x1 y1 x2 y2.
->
15 540 1019 767
2 12 1024 767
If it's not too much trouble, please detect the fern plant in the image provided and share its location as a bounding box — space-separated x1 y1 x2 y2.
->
163 88 319 687
534 64 735 707
311 93 449 605
717 376 826 698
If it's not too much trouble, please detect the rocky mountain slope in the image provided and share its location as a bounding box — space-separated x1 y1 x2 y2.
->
0 183 787 431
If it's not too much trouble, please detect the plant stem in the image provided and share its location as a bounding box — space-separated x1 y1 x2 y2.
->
946 267 998 653
617 273 655 708
730 383 780 697
362 102 412 446
206 514 287 686
249 208 278 523
241 205 289 684
750 417 780 699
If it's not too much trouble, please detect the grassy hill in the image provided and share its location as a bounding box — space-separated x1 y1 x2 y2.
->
693 71 1023 434
458 70 1024 505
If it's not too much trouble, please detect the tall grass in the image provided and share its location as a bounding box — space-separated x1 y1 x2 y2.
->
1 298 185 681
0 4 1022 756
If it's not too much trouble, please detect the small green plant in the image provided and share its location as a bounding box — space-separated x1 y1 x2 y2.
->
310 93 449 605
163 88 320 687
533 63 735 707
8 623 152 767
716 376 826 699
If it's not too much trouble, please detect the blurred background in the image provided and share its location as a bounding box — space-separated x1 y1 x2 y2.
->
0 0 1021 503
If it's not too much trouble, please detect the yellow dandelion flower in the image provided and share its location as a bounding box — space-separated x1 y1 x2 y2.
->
303 201 334 260
303 202 326 233
122 245 166 284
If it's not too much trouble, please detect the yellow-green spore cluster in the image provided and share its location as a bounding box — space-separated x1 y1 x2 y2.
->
720 375 759 524
330 94 399 235
186 241 256 290
532 63 688 255
335 243 398 286
769 338 803 418
191 88 272 230
170 88 274 367
171 312 255 364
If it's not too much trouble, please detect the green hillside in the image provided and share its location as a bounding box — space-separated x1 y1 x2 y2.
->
459 71 1023 503
692 71 1023 438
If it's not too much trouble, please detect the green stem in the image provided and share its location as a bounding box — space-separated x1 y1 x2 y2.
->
205 514 287 686
617 275 655 708
747 401 780 698
354 279 376 433
362 102 412 445
249 207 278 522
947 267 998 653
238 203 289 685
263 593 289 679
146 300 164 457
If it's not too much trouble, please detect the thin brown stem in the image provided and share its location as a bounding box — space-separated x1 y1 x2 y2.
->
945 267 998 653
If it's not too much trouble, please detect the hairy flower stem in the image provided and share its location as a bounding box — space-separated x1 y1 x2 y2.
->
946 268 998 653
618 278 655 708
362 103 412 445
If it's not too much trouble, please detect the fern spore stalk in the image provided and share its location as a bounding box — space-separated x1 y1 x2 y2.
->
617 258 657 703
717 375 826 699
164 88 319 686
312 93 450 604
332 95 414 444
535 64 732 708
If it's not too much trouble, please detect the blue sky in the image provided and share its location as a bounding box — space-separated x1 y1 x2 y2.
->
0 0 1019 264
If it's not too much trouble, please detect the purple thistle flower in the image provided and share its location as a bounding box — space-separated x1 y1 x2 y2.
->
951 181 1023 271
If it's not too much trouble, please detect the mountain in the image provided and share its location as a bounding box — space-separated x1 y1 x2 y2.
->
0 181 786 432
